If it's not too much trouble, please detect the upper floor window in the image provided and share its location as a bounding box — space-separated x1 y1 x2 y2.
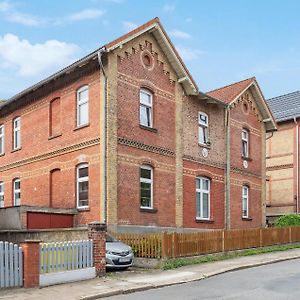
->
76 164 89 208
242 185 249 218
198 112 209 145
242 129 249 158
140 89 153 128
13 117 21 150
13 178 21 206
0 181 4 208
140 165 153 208
196 177 210 220
77 86 89 127
0 124 4 155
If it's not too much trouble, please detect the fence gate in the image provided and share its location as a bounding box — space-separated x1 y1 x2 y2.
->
0 241 23 288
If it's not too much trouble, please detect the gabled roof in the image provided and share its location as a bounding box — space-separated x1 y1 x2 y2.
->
266 91 300 122
1 18 204 114
207 77 277 132
206 77 255 104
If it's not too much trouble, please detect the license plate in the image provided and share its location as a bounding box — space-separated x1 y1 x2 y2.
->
119 257 130 263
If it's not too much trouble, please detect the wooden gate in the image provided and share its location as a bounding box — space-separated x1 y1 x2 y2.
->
0 241 23 288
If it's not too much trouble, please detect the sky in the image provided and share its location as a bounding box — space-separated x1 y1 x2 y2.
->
0 0 300 100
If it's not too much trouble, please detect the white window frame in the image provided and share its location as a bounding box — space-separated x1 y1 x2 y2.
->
242 185 249 218
140 165 153 209
139 89 153 128
76 86 89 127
13 178 21 206
0 124 4 155
0 182 4 208
198 112 209 145
242 129 249 158
76 163 89 209
196 177 210 220
13 117 21 150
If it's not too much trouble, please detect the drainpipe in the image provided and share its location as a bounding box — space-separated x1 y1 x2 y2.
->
225 105 231 229
294 117 299 214
97 48 107 224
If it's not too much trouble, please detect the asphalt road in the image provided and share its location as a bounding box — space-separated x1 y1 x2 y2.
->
104 258 300 300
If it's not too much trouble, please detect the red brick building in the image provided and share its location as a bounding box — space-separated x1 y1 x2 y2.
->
0 18 276 231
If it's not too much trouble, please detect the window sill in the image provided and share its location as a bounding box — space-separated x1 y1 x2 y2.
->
48 133 62 140
242 156 252 162
140 207 158 213
195 218 214 224
139 125 158 133
11 147 22 153
74 123 90 131
242 217 252 221
198 143 211 149
77 207 90 212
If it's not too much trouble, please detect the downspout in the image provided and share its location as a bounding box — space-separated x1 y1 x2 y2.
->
225 105 231 229
294 117 299 214
97 48 107 224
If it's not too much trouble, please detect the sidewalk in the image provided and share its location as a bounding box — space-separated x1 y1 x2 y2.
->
1 248 300 300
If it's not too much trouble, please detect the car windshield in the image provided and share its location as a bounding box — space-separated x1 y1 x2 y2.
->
106 233 118 242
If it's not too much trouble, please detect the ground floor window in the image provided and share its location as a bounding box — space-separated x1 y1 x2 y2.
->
196 177 210 219
13 178 21 206
77 164 89 208
242 185 249 218
140 165 153 208
0 182 4 207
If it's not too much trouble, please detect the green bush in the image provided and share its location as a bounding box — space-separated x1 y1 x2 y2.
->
274 214 300 227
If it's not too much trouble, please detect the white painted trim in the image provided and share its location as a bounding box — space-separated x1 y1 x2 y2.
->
40 267 96 287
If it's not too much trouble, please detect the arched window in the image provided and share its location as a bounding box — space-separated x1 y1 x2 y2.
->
76 164 89 208
196 177 210 220
13 178 21 206
140 165 153 208
198 112 209 145
242 185 249 218
13 117 21 150
0 181 4 208
76 86 89 127
139 89 153 128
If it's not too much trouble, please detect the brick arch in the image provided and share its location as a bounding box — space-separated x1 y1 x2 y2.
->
195 170 214 181
138 157 159 169
48 162 62 171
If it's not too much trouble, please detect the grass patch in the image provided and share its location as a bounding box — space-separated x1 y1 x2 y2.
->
162 243 300 270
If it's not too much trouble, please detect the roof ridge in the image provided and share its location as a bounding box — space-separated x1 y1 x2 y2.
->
267 90 300 101
206 77 255 94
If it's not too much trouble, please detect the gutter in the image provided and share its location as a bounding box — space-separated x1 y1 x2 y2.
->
97 48 107 224
225 105 231 229
294 117 299 214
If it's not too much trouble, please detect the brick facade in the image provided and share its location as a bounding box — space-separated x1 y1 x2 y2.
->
0 18 274 231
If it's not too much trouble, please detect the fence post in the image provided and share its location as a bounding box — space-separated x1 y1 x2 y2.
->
222 230 225 252
289 227 292 243
259 228 263 247
88 222 106 277
20 240 41 288
161 232 167 259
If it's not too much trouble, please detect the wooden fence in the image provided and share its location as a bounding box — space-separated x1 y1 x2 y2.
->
0 241 23 288
40 240 93 274
112 226 300 259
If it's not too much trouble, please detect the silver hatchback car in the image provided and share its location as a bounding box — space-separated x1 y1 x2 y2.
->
106 233 134 269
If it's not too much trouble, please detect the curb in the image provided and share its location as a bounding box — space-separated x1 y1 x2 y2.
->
81 254 300 299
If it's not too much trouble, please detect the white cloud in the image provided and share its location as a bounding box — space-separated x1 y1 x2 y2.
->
8 12 45 26
169 30 191 39
0 33 80 77
163 4 175 12
0 0 11 12
176 45 203 61
67 9 105 21
123 21 138 32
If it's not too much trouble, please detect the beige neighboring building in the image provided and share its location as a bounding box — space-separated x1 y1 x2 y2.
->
266 91 300 222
